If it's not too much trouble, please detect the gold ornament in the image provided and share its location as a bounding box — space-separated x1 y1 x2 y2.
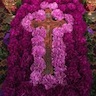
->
2 0 16 14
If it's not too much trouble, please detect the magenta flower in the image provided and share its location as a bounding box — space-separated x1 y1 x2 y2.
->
35 10 46 21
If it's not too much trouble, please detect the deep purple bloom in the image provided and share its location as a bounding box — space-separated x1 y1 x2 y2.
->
3 32 10 46
87 26 94 34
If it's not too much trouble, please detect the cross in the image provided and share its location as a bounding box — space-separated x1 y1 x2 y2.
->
31 9 65 75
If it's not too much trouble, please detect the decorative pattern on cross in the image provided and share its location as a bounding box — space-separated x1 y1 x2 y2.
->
31 9 65 75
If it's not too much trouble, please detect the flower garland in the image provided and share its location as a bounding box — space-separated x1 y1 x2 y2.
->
21 2 74 89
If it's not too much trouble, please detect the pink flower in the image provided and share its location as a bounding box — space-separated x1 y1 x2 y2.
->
30 57 46 72
64 14 74 25
30 71 42 86
41 74 57 89
27 13 34 20
62 23 73 33
32 27 46 38
31 35 45 46
51 9 64 20
48 2 58 10
40 2 58 10
21 15 33 32
52 27 64 37
40 1 49 9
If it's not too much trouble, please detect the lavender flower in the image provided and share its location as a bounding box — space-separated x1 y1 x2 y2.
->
87 26 94 34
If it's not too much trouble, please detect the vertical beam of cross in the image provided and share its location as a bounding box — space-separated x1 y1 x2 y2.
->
31 9 65 75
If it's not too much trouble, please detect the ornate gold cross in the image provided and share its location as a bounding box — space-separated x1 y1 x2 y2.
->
31 9 65 75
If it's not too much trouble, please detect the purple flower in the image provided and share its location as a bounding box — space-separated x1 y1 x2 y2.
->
77 4 86 15
59 4 67 12
87 26 94 34
3 32 10 46
67 3 76 10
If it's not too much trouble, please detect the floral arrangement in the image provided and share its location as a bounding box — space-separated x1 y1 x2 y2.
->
2 0 92 96
21 4 74 89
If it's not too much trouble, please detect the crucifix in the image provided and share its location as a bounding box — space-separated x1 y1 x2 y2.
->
31 9 65 75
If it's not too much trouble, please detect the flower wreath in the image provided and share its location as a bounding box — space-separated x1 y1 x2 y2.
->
21 1 74 89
